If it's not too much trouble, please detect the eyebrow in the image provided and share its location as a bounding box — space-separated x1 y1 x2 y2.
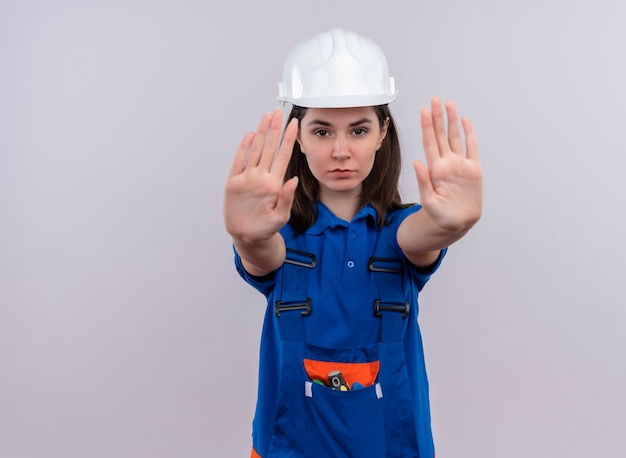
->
305 118 374 128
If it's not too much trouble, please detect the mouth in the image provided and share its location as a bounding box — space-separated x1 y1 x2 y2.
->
330 169 354 177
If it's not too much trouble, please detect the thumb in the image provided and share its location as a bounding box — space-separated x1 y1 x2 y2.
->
276 176 298 215
413 160 433 202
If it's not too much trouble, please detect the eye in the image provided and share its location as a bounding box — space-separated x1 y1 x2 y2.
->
352 127 368 136
313 129 330 137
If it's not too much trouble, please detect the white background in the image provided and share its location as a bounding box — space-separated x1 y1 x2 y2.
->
2 1 625 457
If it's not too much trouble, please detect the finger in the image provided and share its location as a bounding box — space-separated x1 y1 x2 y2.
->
462 117 479 161
271 117 298 178
258 108 284 171
430 96 451 156
247 112 273 168
445 101 463 154
228 131 254 176
275 176 299 215
420 107 440 166
413 159 434 202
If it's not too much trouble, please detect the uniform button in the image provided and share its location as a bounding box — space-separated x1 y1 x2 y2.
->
347 260 355 268
350 232 356 240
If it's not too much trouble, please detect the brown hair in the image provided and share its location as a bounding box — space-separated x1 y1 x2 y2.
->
284 105 410 233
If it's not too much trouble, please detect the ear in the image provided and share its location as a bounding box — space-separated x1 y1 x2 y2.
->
376 117 390 150
297 135 305 154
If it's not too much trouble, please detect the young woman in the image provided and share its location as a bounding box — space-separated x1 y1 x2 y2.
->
224 29 482 457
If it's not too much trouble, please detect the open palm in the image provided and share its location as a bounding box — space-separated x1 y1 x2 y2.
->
224 109 299 243
413 97 483 232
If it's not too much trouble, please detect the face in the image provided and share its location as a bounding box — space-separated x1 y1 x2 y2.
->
297 107 389 203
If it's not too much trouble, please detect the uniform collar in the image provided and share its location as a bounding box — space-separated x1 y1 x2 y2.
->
305 201 378 235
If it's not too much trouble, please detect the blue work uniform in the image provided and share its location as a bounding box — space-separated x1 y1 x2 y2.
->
235 202 446 458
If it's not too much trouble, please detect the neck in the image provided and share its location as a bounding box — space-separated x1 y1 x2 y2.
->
319 189 362 222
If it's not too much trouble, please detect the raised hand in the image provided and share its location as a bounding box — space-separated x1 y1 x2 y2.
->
413 96 483 233
224 108 299 244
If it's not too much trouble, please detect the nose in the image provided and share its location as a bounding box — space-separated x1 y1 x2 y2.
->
332 137 350 160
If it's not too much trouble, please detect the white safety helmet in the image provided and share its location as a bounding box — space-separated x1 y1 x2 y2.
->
278 28 397 108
